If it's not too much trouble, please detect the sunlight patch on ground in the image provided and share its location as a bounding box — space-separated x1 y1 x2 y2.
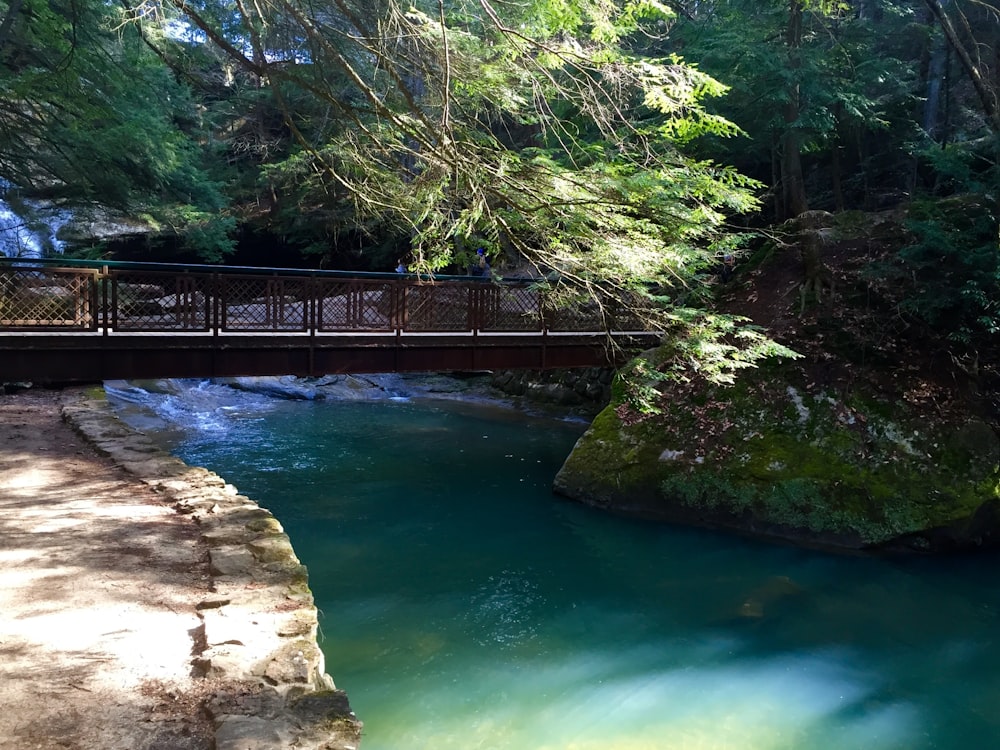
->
25 515 89 533
1 568 199 689
0 462 64 490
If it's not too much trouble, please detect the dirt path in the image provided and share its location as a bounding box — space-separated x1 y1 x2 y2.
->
0 388 214 749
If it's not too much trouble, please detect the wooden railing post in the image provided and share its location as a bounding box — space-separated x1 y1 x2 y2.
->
307 275 315 334
395 278 407 334
212 273 221 335
99 266 109 335
469 282 479 335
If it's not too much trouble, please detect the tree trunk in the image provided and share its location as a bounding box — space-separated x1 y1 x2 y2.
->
856 0 883 22
0 0 24 55
781 0 809 219
831 137 844 212
771 129 782 222
924 0 1000 134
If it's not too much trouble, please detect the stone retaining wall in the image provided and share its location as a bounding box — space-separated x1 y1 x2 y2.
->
490 367 613 410
61 388 363 750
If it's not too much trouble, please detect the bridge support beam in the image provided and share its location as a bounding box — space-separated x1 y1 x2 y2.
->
0 334 648 384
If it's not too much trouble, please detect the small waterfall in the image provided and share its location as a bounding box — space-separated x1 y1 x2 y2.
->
0 182 72 258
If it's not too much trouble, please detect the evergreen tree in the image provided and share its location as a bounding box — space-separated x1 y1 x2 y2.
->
141 0 792 379
0 0 235 258
898 2 1000 356
669 0 924 217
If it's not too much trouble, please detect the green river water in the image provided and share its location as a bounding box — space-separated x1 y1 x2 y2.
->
108 380 1000 750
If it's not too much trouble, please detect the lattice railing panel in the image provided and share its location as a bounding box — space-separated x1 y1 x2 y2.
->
544 291 656 332
542 298 605 331
405 284 472 331
0 268 96 330
479 286 542 332
315 279 396 331
112 272 212 331
0 261 657 339
220 276 309 331
609 291 653 331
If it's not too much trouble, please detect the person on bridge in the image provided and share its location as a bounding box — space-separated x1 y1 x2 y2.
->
469 248 490 278
395 259 408 273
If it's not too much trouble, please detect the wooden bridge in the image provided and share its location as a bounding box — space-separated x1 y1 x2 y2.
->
0 259 659 383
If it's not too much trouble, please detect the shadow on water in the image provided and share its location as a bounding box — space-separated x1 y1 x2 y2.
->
109 381 1000 750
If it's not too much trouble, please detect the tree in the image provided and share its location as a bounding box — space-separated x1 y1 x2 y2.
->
922 0 1000 134
780 0 809 219
895 2 1000 357
112 0 791 380
669 0 927 216
0 0 235 258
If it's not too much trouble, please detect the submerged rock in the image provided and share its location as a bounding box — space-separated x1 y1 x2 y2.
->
219 375 382 400
554 352 1000 554
218 372 499 401
736 575 803 619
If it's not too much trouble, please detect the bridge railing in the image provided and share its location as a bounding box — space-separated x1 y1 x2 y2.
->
0 259 637 334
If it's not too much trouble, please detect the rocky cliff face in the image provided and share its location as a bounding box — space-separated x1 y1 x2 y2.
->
554 211 1000 554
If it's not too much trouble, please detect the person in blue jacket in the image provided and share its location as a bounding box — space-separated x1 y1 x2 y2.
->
469 248 490 277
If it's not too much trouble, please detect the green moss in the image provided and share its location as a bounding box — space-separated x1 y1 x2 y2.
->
84 385 108 401
660 455 994 545
568 348 1000 549
743 240 779 273
247 516 285 535
608 373 629 404
662 472 757 512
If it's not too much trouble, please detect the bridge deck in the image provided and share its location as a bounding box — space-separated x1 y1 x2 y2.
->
1 260 657 382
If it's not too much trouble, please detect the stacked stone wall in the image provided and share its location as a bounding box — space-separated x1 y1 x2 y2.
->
61 389 362 750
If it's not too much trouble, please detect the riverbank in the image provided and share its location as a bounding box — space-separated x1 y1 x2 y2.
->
0 386 361 749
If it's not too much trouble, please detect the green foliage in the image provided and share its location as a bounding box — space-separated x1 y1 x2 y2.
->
618 312 800 414
169 0 772 332
14 0 996 400
899 189 1000 345
168 209 237 262
668 0 924 208
890 132 1000 351
0 0 235 258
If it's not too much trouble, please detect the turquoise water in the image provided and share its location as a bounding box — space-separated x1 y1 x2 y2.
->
110 382 1000 749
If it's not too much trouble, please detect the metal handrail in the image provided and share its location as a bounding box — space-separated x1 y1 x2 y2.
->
0 256 537 282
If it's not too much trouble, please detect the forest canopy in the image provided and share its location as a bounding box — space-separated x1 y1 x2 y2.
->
0 0 997 372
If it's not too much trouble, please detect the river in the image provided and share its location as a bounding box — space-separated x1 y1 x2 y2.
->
107 379 1000 750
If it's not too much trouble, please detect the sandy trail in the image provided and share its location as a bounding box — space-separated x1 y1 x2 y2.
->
0 388 214 749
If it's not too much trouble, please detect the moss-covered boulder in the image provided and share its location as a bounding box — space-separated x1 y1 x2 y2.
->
554 352 1000 553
